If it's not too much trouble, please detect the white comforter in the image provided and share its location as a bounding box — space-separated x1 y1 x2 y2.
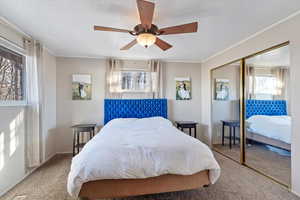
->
67 117 220 197
246 115 291 144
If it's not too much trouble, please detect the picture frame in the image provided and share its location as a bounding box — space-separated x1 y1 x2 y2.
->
214 79 229 101
72 74 92 100
175 77 191 100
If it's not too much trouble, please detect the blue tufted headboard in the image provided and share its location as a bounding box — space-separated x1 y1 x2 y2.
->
104 99 168 124
246 100 287 119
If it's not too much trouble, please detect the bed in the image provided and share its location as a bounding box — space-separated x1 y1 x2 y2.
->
246 100 291 151
67 99 220 200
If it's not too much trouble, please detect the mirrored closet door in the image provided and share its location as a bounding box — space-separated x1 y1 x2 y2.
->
211 60 241 162
244 44 291 186
211 42 291 187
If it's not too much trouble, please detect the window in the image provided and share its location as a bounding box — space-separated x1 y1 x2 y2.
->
106 60 162 97
0 46 25 103
120 71 151 92
110 70 157 93
249 75 278 100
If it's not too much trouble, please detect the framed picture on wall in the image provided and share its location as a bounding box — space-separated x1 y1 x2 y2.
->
175 77 191 100
72 74 92 100
215 79 229 100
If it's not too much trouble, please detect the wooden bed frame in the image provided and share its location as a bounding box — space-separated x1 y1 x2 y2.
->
246 131 291 151
77 99 211 199
78 170 210 200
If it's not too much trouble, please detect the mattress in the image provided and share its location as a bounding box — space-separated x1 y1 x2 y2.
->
67 117 220 197
246 115 291 144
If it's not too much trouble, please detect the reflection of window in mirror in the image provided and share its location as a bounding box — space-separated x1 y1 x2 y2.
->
246 45 290 101
247 67 289 100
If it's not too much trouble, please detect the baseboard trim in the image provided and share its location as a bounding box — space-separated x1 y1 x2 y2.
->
0 153 57 197
291 190 300 198
56 151 73 155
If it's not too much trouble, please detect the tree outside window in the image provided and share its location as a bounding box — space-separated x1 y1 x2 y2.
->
0 46 25 101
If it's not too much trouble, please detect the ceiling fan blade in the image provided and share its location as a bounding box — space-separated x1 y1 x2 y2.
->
94 25 131 33
159 22 198 35
136 0 155 29
120 39 138 50
155 37 172 51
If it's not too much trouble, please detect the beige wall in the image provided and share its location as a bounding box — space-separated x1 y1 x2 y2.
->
201 13 300 195
55 58 202 153
41 50 57 160
165 62 201 122
56 58 106 153
164 62 202 139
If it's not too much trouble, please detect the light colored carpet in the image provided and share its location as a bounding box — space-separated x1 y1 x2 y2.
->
1 152 299 200
214 143 291 186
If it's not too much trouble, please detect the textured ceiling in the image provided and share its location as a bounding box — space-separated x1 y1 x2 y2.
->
0 0 300 62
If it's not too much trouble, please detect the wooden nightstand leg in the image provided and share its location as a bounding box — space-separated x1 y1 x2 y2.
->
77 130 80 153
194 126 197 138
233 127 236 145
72 130 76 156
189 128 192 136
229 127 232 149
222 123 225 146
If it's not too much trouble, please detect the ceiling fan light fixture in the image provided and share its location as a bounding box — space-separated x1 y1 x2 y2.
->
94 0 198 51
137 33 156 48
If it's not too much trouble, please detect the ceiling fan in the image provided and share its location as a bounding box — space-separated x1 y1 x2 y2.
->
93 0 198 51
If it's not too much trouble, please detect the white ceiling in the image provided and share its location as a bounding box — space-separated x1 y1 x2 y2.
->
0 0 300 62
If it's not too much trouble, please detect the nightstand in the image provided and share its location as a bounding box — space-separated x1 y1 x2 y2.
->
175 121 198 138
71 124 97 156
221 120 240 149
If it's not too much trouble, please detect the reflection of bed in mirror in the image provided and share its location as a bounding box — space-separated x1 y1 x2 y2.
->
246 100 291 151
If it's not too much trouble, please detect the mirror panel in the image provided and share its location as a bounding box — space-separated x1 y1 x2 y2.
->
244 45 291 186
212 60 241 162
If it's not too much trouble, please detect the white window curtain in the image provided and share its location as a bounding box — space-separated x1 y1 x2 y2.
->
148 60 164 98
105 59 123 99
105 59 165 99
246 66 256 99
271 67 290 100
24 39 43 168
